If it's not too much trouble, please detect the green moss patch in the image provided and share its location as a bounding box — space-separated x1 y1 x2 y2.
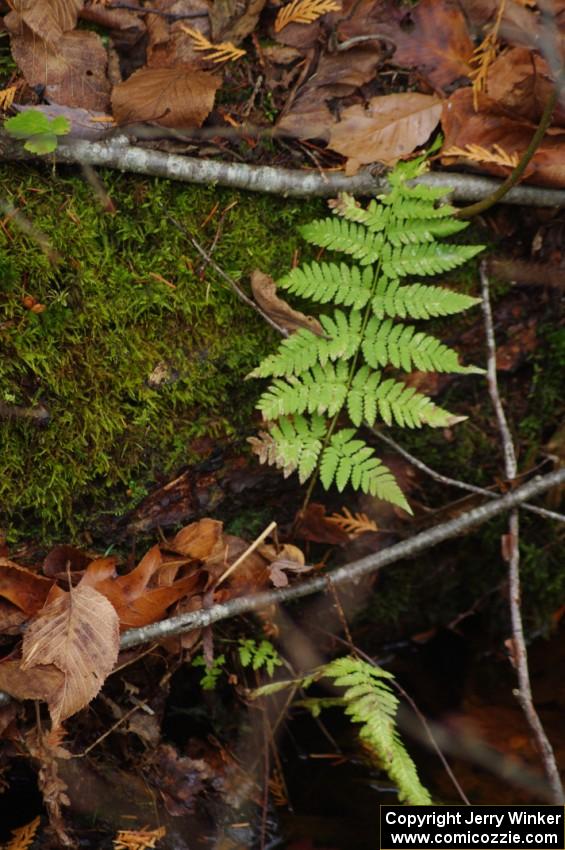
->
0 165 324 539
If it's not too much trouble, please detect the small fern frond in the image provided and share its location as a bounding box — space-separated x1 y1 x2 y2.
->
362 317 484 374
331 506 378 535
386 217 468 246
300 218 384 265
322 657 432 805
248 328 328 378
372 279 480 320
257 362 349 419
249 415 327 482
280 261 373 309
384 242 483 278
320 430 411 511
319 309 363 360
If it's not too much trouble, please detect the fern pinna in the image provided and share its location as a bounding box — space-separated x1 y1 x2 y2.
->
249 160 484 513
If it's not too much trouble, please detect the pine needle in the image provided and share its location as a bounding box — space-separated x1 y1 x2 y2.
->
330 507 378 535
274 0 341 33
443 143 519 168
179 25 246 63
0 85 17 112
469 0 506 111
113 826 166 850
4 817 41 850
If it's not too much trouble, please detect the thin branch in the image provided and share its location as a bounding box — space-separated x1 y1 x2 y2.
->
480 260 564 804
167 216 289 337
217 521 277 586
4 134 565 205
370 428 565 524
0 470 563 710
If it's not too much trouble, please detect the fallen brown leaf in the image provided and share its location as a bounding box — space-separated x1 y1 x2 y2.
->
294 502 350 544
0 558 54 615
8 26 111 111
328 92 442 174
111 66 221 128
0 657 64 704
170 518 223 559
210 0 267 43
251 269 324 335
7 0 83 45
484 48 565 126
21 583 120 725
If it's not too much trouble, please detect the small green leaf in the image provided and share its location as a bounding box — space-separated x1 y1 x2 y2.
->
5 111 51 138
24 135 58 155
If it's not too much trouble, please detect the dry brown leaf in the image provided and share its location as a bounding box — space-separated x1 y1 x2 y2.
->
8 0 83 44
8 27 111 111
210 0 266 43
0 558 55 615
328 92 442 175
81 545 201 629
458 0 539 51
275 0 341 33
251 270 324 335
21 584 120 725
0 657 65 704
170 518 224 559
43 544 92 577
484 47 565 126
386 0 473 92
293 502 349 544
441 87 565 186
111 66 220 128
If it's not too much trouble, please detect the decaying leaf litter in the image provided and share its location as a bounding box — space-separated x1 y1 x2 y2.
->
1 0 565 847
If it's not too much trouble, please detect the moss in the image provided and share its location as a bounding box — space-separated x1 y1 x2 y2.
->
0 164 324 539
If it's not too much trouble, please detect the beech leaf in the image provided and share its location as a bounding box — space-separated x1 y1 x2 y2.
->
251 270 324 335
112 66 221 129
21 584 120 725
328 92 442 174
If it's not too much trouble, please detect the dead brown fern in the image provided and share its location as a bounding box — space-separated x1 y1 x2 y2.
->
443 143 519 168
469 0 506 110
330 507 378 536
3 817 41 850
113 826 166 850
179 25 246 62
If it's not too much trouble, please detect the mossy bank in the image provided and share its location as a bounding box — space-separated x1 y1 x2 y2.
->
0 164 324 540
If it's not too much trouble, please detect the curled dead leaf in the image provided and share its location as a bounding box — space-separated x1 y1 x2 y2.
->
251 270 323 335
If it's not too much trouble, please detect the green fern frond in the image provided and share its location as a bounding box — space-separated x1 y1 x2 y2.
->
322 657 432 805
300 218 384 265
362 317 484 374
280 262 373 309
258 361 350 420
372 279 480 320
320 430 411 511
384 242 483 278
250 159 484 511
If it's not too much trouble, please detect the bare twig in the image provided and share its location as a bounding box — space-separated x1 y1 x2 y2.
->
4 134 565 205
480 260 564 803
371 428 565 524
217 521 277 587
1 470 564 710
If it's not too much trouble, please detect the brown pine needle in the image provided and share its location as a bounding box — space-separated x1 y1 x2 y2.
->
0 85 17 112
4 817 41 850
330 507 378 536
274 0 341 33
179 25 246 63
113 826 166 850
443 143 519 168
469 0 506 110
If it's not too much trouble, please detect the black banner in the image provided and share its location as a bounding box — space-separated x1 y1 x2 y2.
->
380 806 565 849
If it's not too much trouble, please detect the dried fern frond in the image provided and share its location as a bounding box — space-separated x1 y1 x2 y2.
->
469 0 506 111
443 143 519 168
179 25 246 62
0 85 17 112
275 0 341 33
113 826 166 850
4 817 41 850
331 507 378 536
